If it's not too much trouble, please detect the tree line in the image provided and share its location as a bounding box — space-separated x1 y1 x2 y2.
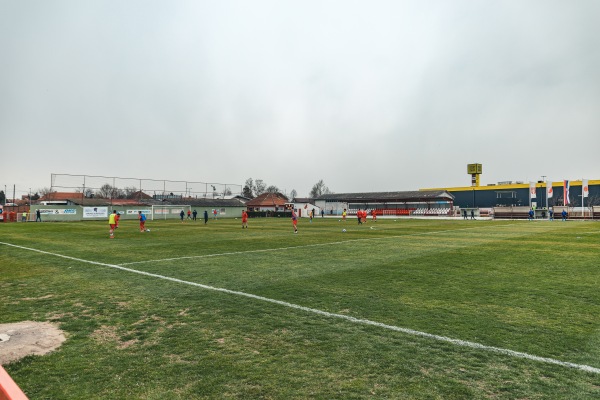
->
242 178 332 199
0 179 333 203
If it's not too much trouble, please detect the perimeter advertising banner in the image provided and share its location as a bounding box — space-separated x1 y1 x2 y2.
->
83 207 108 218
38 209 77 215
126 209 151 215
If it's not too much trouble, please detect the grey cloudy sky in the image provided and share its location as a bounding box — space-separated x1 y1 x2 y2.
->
1 0 599 198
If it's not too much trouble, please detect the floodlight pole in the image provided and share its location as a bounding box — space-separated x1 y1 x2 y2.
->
545 182 549 216
580 194 585 221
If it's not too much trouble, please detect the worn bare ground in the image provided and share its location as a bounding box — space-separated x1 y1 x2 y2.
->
0 321 66 365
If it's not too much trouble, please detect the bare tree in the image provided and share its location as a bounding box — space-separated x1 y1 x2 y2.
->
76 187 96 198
290 189 297 200
254 179 267 196
123 186 138 199
266 185 280 193
310 180 332 198
243 178 254 198
557 192 579 210
37 187 53 197
97 184 121 199
586 194 600 206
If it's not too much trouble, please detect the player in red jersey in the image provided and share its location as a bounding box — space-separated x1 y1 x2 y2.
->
241 210 248 228
291 209 298 233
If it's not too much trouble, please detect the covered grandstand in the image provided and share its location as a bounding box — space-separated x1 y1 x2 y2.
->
314 191 455 217
422 180 600 209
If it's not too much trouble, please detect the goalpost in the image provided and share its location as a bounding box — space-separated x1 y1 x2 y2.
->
151 205 191 220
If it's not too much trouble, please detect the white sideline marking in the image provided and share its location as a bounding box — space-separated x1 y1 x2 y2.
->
120 224 520 266
2 241 599 375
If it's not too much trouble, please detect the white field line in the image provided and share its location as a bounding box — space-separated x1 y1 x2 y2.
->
120 223 521 266
2 240 599 375
576 230 600 235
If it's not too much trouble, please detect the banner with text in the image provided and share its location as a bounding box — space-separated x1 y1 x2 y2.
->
39 209 77 215
83 207 108 218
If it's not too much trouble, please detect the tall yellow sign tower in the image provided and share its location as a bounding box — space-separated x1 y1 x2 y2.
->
467 163 482 187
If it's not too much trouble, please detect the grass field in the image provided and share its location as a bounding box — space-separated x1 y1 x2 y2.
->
1 217 600 399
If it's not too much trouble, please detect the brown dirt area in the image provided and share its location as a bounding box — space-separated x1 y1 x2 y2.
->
0 321 66 365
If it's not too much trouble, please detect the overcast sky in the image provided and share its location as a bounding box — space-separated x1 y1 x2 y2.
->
1 0 599 198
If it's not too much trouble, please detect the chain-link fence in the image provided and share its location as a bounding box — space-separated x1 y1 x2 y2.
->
50 173 242 200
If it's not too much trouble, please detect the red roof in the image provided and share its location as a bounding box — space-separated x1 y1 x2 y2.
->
130 191 153 199
39 192 83 201
245 192 289 207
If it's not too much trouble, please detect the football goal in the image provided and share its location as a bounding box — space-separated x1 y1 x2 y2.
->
151 205 191 220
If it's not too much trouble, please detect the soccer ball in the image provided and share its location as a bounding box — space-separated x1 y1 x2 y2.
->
342 229 346 233
146 229 150 232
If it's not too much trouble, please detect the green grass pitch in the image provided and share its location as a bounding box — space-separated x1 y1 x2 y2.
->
1 217 600 399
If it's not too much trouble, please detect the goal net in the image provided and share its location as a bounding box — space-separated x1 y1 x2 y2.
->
151 205 191 220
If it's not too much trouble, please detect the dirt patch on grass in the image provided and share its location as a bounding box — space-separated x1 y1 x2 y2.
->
90 325 138 349
0 321 66 365
21 294 54 301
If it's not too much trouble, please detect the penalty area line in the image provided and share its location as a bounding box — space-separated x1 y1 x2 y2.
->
2 241 599 375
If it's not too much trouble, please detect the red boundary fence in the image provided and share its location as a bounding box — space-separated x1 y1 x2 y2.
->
0 366 28 400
